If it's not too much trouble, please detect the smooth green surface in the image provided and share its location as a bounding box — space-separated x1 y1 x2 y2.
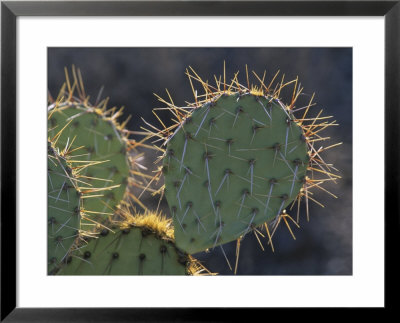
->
57 226 188 275
48 105 129 224
48 144 81 273
164 93 308 254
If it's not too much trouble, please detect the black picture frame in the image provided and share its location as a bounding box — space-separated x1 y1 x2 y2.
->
1 1 398 321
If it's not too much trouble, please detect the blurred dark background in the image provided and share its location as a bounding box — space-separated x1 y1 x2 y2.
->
48 48 352 275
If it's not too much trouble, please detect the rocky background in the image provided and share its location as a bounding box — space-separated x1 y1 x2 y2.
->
48 48 352 275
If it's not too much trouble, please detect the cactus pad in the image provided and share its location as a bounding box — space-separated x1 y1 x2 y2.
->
57 211 209 275
48 141 81 273
163 93 309 254
144 65 341 262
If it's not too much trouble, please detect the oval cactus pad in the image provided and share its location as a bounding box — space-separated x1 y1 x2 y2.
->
163 93 309 254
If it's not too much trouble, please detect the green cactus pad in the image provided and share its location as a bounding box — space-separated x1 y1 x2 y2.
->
48 105 129 222
48 141 81 273
163 93 309 254
57 223 190 275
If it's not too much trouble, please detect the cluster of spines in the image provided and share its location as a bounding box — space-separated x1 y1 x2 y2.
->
142 63 341 272
117 204 212 275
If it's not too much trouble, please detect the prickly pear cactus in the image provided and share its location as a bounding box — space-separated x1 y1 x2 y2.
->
48 141 81 273
144 65 341 258
163 93 309 253
57 210 210 275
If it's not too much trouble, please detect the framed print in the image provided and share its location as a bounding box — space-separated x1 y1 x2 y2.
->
1 0 398 321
